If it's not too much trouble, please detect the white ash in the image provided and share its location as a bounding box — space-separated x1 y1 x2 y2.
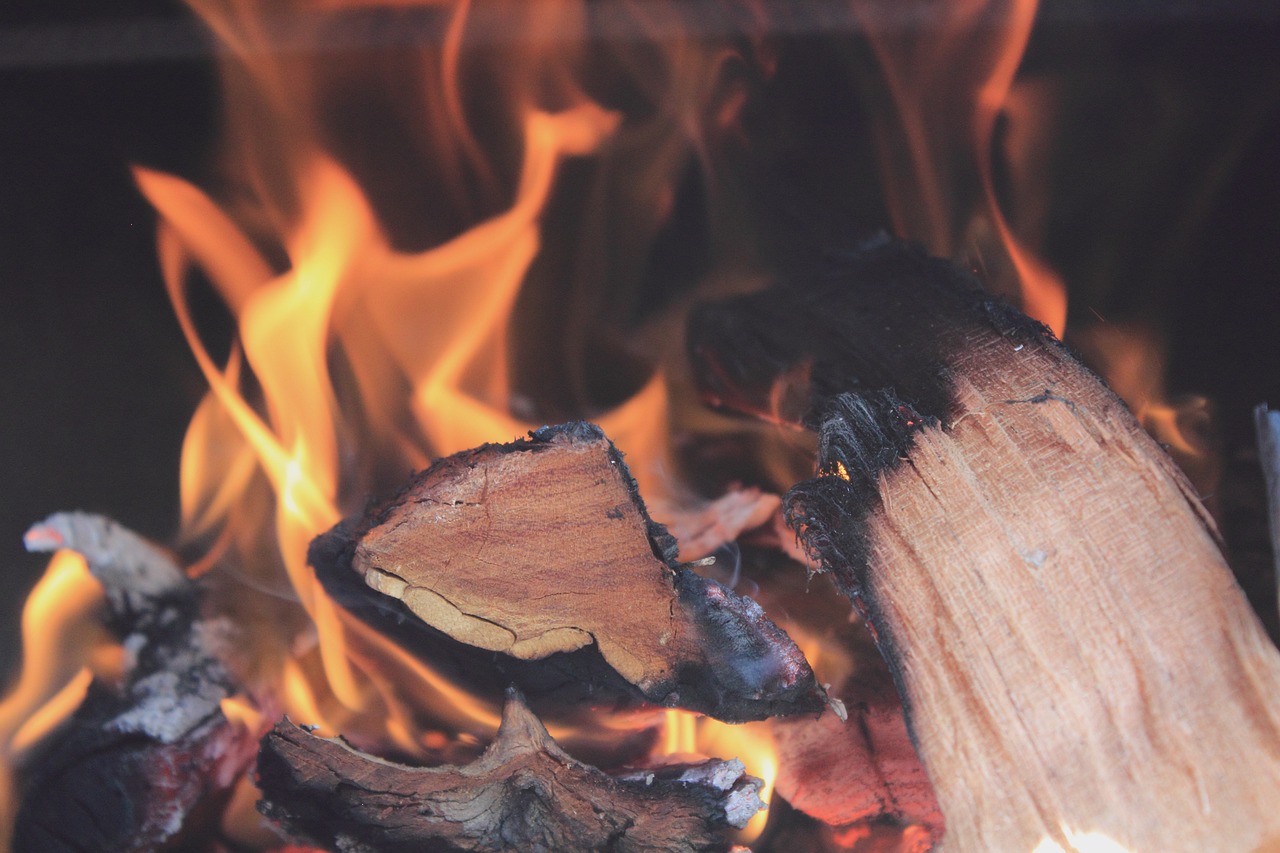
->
24 511 190 614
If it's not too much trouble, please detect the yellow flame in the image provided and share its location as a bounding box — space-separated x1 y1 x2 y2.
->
0 552 119 847
0 552 112 760
137 59 681 748
8 669 93 757
219 694 266 734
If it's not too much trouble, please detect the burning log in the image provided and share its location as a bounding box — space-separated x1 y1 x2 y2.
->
314 421 827 723
690 239 1280 850
13 513 258 853
258 687 763 853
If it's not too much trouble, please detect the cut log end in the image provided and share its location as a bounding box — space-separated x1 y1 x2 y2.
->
321 421 826 722
258 688 764 853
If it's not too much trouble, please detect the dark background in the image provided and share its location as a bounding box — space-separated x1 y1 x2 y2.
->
1 0 1279 675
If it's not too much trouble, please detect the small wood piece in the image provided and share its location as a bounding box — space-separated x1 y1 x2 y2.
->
325 421 826 722
773 671 942 848
14 513 258 853
258 687 764 853
662 485 782 562
691 240 1280 851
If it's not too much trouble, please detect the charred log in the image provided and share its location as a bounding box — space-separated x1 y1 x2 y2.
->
14 513 257 853
258 687 763 853
313 422 826 723
691 239 1280 850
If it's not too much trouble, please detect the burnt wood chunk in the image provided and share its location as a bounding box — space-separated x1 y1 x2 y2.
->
14 513 258 853
690 239 1280 850
258 688 764 853
321 421 825 722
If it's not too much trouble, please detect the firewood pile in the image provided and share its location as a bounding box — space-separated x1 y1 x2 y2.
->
10 240 1280 852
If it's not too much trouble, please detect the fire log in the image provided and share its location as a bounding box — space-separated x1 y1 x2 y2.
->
258 687 764 853
691 239 1280 850
315 421 826 723
15 513 259 853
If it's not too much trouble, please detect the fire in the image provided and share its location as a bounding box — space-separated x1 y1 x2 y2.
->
110 0 780 818
855 0 1068 336
129 0 793 840
127 0 677 753
0 1 1110 849
0 551 119 840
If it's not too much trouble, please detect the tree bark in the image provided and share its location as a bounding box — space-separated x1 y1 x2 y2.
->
691 239 1280 851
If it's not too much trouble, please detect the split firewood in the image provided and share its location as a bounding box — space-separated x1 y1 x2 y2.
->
257 687 763 853
690 239 1280 850
314 421 827 722
14 512 259 853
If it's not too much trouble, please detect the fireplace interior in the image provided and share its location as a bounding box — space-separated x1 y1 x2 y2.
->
2 1 1280 850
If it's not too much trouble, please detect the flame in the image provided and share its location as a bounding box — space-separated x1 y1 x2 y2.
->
119 0 775 765
1071 322 1219 500
0 552 115 759
0 551 121 843
854 0 1067 336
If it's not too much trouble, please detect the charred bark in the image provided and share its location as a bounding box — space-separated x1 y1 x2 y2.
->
258 688 763 853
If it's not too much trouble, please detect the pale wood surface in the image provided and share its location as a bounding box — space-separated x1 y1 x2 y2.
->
859 334 1280 851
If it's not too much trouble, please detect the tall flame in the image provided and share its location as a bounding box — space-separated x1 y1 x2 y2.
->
120 0 786 795
853 0 1067 336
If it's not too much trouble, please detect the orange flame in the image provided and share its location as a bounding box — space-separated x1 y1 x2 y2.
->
0 552 120 842
5 0 788 841
854 0 1067 336
124 0 763 763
